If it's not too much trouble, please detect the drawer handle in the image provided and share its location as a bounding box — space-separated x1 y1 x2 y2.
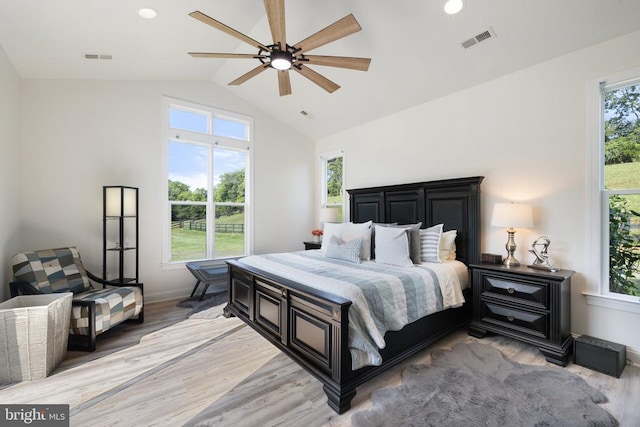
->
507 315 515 322
507 287 515 294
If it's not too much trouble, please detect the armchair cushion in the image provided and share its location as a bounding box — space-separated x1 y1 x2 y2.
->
12 247 91 294
71 287 143 335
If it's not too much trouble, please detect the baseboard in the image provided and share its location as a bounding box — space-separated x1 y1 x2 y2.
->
145 287 192 303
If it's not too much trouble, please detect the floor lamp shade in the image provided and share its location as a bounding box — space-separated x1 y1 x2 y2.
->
105 186 138 217
491 202 533 267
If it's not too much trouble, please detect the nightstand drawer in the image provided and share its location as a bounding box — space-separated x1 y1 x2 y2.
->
480 301 549 339
481 275 547 309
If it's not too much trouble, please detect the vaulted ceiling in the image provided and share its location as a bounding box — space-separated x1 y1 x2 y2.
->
2 0 640 140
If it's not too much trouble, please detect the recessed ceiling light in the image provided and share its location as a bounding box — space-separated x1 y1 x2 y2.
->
444 0 463 15
138 8 157 19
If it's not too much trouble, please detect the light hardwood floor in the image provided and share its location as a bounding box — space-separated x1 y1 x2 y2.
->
1 299 638 426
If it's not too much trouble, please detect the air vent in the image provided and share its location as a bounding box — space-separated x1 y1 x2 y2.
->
84 54 113 60
461 27 496 49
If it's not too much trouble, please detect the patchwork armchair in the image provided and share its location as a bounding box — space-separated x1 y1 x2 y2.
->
10 247 143 351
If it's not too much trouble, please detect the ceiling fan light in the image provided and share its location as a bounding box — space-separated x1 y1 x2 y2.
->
444 0 463 15
270 50 292 70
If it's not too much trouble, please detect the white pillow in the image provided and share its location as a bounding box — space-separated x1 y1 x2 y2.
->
374 225 414 268
440 230 457 261
324 235 362 264
321 222 348 253
420 224 444 263
321 221 373 261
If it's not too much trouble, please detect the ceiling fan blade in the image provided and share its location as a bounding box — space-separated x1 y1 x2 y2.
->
277 70 292 96
229 64 270 86
293 65 340 93
304 55 371 71
264 0 286 45
293 14 362 54
189 11 270 51
189 52 267 59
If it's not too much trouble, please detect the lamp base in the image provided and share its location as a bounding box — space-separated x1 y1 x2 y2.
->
502 256 521 268
503 229 520 267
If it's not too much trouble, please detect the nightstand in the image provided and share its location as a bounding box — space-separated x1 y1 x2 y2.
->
303 241 322 250
468 263 574 366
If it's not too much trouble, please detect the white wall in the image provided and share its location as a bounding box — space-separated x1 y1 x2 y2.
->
0 44 21 300
316 30 640 363
19 80 315 302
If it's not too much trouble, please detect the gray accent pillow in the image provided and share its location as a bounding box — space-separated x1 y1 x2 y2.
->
324 235 363 264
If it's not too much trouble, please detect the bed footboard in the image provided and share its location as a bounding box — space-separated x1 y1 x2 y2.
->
224 260 356 413
224 259 473 414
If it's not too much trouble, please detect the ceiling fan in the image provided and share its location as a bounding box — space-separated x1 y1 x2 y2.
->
188 0 371 96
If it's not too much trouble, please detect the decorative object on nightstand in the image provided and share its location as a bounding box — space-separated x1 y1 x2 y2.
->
528 236 558 272
103 186 138 285
311 228 323 243
304 241 322 250
468 263 574 366
491 202 533 267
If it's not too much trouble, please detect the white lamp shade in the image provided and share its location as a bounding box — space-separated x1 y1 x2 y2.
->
491 202 533 229
319 207 339 224
105 187 137 217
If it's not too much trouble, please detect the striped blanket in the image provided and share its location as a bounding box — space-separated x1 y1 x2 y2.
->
238 251 468 369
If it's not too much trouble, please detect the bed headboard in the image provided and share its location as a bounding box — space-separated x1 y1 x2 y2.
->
347 176 483 266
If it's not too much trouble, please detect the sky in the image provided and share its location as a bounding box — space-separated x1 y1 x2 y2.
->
168 108 247 190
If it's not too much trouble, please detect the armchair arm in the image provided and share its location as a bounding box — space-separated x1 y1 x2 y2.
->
9 281 45 297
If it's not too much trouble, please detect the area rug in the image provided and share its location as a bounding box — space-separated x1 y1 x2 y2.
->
351 342 618 427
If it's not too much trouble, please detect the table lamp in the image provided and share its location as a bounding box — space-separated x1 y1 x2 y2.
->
319 207 338 226
491 202 533 267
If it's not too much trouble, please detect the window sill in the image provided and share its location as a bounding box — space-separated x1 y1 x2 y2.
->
583 292 640 314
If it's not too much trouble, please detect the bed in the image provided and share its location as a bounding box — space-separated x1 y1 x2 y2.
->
223 176 483 413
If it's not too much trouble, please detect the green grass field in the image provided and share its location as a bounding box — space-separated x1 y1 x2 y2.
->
605 161 640 211
171 213 244 261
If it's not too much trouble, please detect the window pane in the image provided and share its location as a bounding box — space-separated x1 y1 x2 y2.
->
213 117 247 140
214 148 246 202
326 156 343 205
603 83 640 190
608 194 640 296
215 206 245 257
169 108 208 134
171 204 207 262
168 141 208 201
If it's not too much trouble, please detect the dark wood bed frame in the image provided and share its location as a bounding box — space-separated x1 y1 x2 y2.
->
224 176 483 413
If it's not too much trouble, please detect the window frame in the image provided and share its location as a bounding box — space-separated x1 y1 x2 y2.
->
162 97 254 267
585 67 640 312
320 150 346 222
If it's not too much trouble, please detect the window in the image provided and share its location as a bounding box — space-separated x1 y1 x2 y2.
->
586 68 640 310
163 98 252 264
321 151 344 222
602 80 640 297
